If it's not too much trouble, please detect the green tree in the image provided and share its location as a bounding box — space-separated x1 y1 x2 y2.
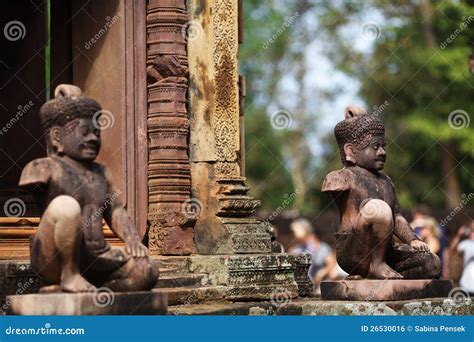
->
242 0 473 211
315 0 474 208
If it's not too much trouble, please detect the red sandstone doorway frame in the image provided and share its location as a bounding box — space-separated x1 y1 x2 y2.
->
0 0 149 260
68 0 149 239
124 1 148 238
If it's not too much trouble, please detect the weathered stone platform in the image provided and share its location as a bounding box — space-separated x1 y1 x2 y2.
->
6 291 167 315
0 254 313 310
321 279 453 301
168 297 473 316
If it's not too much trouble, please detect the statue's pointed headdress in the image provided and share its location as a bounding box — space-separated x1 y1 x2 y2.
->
334 106 385 165
39 84 101 130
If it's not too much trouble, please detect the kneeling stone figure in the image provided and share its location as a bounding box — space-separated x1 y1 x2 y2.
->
322 106 440 280
20 84 158 293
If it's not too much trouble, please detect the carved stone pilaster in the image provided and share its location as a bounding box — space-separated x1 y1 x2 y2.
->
146 0 195 255
188 0 272 254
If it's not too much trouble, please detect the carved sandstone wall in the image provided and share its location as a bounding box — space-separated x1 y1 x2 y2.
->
188 0 273 254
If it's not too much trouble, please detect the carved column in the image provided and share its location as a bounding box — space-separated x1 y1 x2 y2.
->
146 0 195 255
188 0 273 254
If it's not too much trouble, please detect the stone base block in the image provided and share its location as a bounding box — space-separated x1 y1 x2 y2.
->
154 253 313 302
321 279 453 301
6 291 167 315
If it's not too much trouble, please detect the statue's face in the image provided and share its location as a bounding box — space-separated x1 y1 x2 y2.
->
56 118 101 162
353 135 386 171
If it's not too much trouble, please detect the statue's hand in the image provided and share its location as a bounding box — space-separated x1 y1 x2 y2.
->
410 239 430 252
125 241 148 258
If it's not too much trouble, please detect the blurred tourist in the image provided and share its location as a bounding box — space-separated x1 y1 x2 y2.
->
419 217 441 254
451 221 474 294
411 205 448 276
289 218 337 292
410 205 430 236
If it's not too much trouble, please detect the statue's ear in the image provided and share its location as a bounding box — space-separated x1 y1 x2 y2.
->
49 126 64 155
343 143 356 164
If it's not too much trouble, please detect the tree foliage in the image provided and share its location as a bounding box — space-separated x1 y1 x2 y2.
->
241 0 473 211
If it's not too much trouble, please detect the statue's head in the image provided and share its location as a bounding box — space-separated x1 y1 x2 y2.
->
334 106 386 172
39 84 102 162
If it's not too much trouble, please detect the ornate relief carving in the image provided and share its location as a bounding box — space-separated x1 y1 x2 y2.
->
146 0 195 255
212 0 240 165
184 0 273 254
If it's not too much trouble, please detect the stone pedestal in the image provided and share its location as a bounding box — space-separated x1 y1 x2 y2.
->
6 292 167 315
321 279 453 301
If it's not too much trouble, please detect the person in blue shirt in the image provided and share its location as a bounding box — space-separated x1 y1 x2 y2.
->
289 218 339 291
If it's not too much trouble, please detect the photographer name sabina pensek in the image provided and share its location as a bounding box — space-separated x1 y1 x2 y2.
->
414 325 466 333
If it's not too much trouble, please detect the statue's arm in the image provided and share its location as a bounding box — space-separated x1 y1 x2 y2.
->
393 197 430 251
388 177 420 244
18 158 51 212
393 213 419 244
103 167 147 257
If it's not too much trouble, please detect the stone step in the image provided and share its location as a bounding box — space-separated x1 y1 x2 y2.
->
153 256 190 275
155 274 205 288
153 286 227 306
158 267 188 276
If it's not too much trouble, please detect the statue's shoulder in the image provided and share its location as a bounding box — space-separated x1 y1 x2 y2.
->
19 157 57 187
322 169 354 192
378 172 395 187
